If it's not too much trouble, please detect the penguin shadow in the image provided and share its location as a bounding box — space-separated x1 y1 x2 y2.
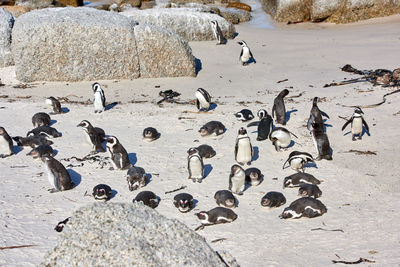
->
13 146 24 155
203 164 213 179
285 109 298 124
53 149 59 157
247 57 257 65
109 190 118 200
362 127 371 137
252 146 259 161
156 196 161 207
105 102 118 111
322 119 333 132
304 162 318 170
233 32 239 38
209 103 217 111
128 153 137 166
146 173 153 185
195 58 202 74
287 140 296 149
192 198 199 209
61 107 70 113
50 119 57 126
67 169 81 187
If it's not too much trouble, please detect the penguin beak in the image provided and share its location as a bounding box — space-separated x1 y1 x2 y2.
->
237 42 242 45
77 123 82 127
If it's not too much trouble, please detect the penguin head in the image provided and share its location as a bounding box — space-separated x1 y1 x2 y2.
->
0 127 5 135
92 82 101 92
313 97 319 104
298 188 308 197
261 198 271 207
231 164 244 175
280 208 294 219
106 136 119 146
237 40 247 47
46 97 55 105
238 127 247 135
195 211 208 221
210 20 217 27
283 177 293 188
187 147 199 156
257 109 268 119
179 199 190 208
354 107 364 114
234 112 245 121
27 148 40 158
77 120 91 128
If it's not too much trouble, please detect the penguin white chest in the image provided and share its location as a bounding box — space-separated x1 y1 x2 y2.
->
231 171 245 192
272 131 291 148
236 138 252 164
45 163 56 187
82 129 93 147
189 157 203 178
290 158 304 171
0 137 12 155
94 92 104 111
195 90 210 110
241 47 250 62
352 117 363 134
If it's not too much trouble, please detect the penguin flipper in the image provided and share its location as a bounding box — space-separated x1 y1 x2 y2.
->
196 99 200 110
187 157 192 179
282 158 290 169
271 104 276 118
362 118 370 133
200 157 204 178
247 121 260 127
341 119 352 131
239 49 243 60
320 110 330 119
234 140 238 161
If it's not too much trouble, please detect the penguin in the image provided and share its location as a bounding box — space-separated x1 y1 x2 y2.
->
245 167 262 186
92 82 106 113
307 97 329 131
32 112 51 128
13 136 53 148
0 127 14 158
261 192 286 208
234 109 254 122
234 127 254 166
142 127 160 142
283 173 321 188
237 40 255 66
195 207 237 225
272 89 289 125
27 126 61 138
280 197 327 219
46 96 63 114
210 20 227 45
126 166 148 191
54 217 70 232
133 191 159 209
187 147 204 183
199 121 225 137
27 145 54 159
214 190 237 208
229 164 246 195
269 127 297 151
194 144 216 159
298 184 322 198
195 88 212 111
92 184 113 201
106 136 131 170
77 120 106 153
247 109 273 141
282 151 315 172
311 122 332 161
41 156 74 193
341 107 369 141
173 193 194 213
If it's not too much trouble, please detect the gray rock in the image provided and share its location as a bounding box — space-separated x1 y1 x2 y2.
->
134 24 196 78
0 8 14 67
40 202 229 266
311 0 341 22
12 7 140 82
218 7 251 24
121 8 235 41
15 0 53 9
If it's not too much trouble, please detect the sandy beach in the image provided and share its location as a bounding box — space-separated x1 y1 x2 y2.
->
1 13 400 266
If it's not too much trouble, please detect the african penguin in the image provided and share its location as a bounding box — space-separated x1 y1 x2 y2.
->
77 120 106 153
54 217 70 232
234 109 254 122
27 145 54 159
280 197 327 219
92 82 106 113
92 184 113 201
133 191 159 209
195 88 212 111
237 40 255 66
229 164 246 195
282 151 314 172
0 127 14 158
41 156 74 193
143 127 160 142
261 192 286 208
106 136 131 170
234 127 253 166
214 190 237 208
187 147 204 183
247 109 273 141
298 184 322 198
341 107 369 141
210 20 227 45
13 136 53 148
283 173 321 188
199 121 225 137
27 126 61 138
173 193 194 213
272 89 289 125
269 127 297 151
245 167 262 186
311 122 332 161
46 96 63 114
307 97 329 131
32 112 51 128
126 166 148 191
195 207 237 225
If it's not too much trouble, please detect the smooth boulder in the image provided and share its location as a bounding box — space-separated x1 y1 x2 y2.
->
0 8 14 67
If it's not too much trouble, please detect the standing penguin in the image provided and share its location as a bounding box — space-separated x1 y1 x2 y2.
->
106 136 131 170
92 82 106 113
247 109 273 141
341 107 369 141
195 88 212 111
311 122 332 161
42 156 74 193
234 127 254 166
187 147 204 183
272 89 289 125
0 127 13 158
46 97 63 114
210 20 227 45
77 120 106 153
237 40 255 66
229 164 246 195
307 97 329 131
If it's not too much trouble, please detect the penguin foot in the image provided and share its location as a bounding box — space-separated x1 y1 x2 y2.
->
352 136 357 141
48 188 60 193
191 178 196 183
315 156 322 161
247 162 251 166
358 136 362 140
109 167 114 170
196 178 203 183
238 191 244 195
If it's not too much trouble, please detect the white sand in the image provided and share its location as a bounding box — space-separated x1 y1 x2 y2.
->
1 14 400 266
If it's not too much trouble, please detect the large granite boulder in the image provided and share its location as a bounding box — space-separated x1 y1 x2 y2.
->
40 203 231 266
0 8 14 67
121 8 236 41
11 7 196 82
218 7 251 24
261 0 400 23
